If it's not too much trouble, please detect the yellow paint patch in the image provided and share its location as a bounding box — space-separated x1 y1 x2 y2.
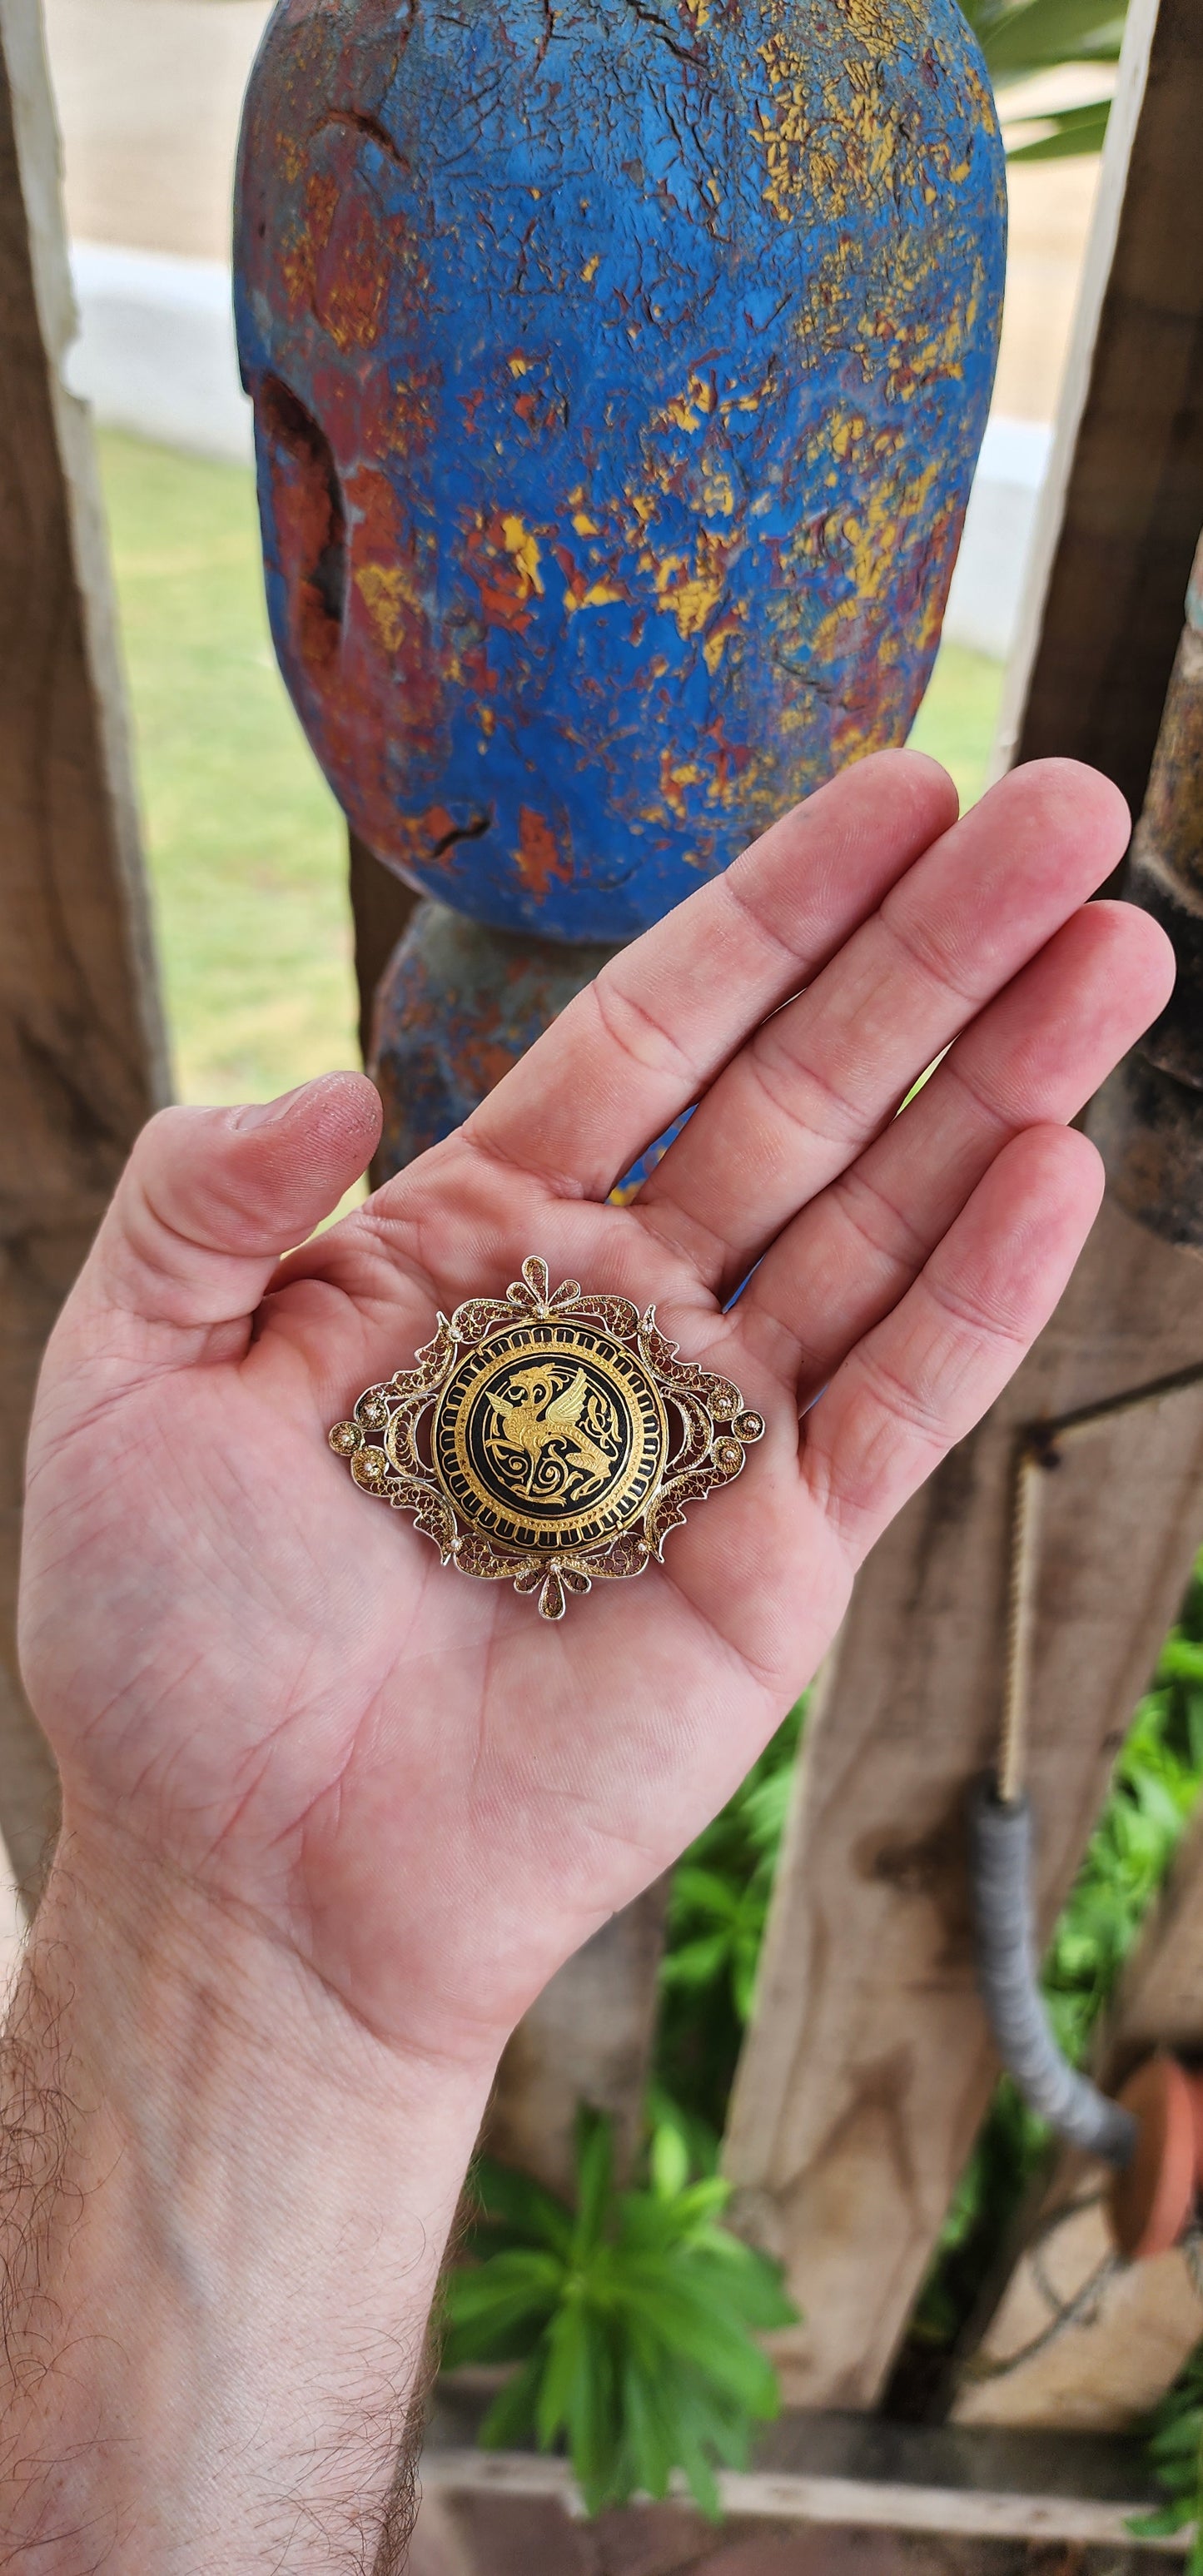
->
508 355 532 376
566 578 627 614
652 540 728 640
500 514 544 599
660 752 704 820
831 412 867 459
582 255 600 282
753 16 924 228
701 465 736 518
355 563 420 653
703 619 741 674
572 510 600 535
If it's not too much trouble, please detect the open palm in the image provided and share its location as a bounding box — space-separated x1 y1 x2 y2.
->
18 751 1171 2068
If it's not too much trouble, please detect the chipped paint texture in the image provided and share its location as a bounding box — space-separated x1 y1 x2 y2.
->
236 0 1005 941
371 901 624 1169
371 898 696 1181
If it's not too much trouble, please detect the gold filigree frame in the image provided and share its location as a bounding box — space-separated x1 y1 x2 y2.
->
328 1256 765 1619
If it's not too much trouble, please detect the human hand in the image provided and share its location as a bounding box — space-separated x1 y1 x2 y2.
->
18 751 1173 2071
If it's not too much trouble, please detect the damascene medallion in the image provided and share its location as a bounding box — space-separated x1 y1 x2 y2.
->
327 1256 764 1619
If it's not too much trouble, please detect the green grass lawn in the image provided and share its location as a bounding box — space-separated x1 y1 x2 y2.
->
98 432 356 1106
97 431 1007 1108
911 630 1007 813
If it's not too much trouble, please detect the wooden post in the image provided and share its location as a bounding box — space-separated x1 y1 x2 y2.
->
993 0 1203 812
486 1887 669 2196
0 0 167 1899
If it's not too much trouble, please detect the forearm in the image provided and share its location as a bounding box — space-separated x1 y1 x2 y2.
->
0 1838 495 2574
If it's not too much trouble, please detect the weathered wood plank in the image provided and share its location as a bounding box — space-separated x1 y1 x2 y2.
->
723 1186 1203 2409
0 0 167 1898
993 0 1203 817
415 2449 1187 2554
487 1884 669 2196
952 2193 1201 2432
1107 1804 1203 2073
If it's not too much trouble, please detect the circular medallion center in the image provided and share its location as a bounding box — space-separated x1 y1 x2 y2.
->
431 1321 667 1554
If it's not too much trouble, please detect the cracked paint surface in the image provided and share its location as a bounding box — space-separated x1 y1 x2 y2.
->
236 0 1005 941
370 897 698 1176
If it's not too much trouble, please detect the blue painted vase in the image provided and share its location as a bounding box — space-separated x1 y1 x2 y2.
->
235 0 1006 946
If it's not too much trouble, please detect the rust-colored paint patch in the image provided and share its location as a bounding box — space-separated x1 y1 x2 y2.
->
515 806 571 903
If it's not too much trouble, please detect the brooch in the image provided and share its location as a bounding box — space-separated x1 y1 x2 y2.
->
328 1256 765 1619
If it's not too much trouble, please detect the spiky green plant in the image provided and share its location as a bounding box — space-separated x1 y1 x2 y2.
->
1130 2350 1203 2569
962 0 1126 159
655 1696 806 2136
440 2106 796 2517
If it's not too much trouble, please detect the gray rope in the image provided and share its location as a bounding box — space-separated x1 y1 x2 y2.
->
977 1370 1203 2171
969 1779 1138 2168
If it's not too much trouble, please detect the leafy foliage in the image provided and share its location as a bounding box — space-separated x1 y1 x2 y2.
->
1129 2350 1203 2569
654 1696 807 2136
962 0 1126 159
441 2106 797 2517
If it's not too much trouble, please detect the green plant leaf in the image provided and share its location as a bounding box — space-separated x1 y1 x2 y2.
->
445 2102 794 2516
660 1933 738 1991
621 2353 679 2500
1128 2502 1198 2537
573 2107 615 2255
649 2118 691 2202
469 2158 577 2258
440 2248 564 2368
535 2295 589 2449
1007 97 1111 158
670 1864 748 1917
1151 2422 1203 2469
972 0 1123 80
614 2262 783 2414
478 2348 548 2451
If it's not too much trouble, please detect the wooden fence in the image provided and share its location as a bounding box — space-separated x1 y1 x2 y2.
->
4 0 1203 2554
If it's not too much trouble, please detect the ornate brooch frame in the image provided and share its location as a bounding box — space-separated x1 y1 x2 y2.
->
328 1256 764 1619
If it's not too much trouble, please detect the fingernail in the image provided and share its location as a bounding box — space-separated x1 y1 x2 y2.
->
230 1072 375 1133
231 1084 311 1131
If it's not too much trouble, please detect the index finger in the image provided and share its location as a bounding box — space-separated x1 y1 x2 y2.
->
461 751 958 1202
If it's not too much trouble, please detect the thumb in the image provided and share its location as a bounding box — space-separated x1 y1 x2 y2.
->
77 1072 383 1345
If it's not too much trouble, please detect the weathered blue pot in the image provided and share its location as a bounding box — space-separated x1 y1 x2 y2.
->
236 0 1006 944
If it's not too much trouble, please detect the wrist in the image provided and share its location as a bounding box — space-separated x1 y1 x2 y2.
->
1 1825 499 2573
47 1803 505 2097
